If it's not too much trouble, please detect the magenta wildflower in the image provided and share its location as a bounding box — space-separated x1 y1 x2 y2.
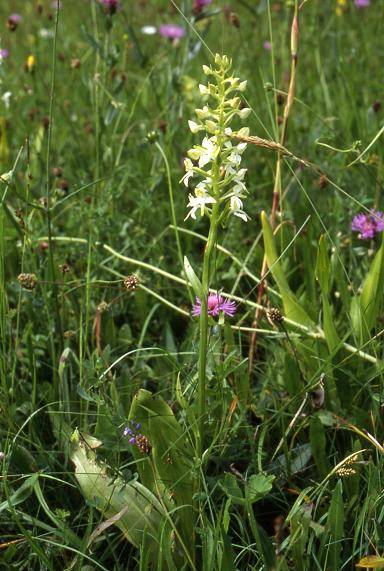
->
0 49 9 59
263 41 272 51
192 294 237 317
194 0 212 10
99 0 121 14
9 13 22 23
355 0 370 6
159 24 185 40
351 209 384 240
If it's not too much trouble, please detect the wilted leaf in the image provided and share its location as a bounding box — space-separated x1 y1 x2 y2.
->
70 429 169 561
356 555 384 568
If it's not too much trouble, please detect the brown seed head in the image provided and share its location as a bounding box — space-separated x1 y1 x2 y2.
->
267 307 284 324
7 19 18 31
18 273 38 290
97 301 109 313
336 466 356 478
124 274 140 291
52 166 63 177
58 178 69 192
71 58 81 69
135 434 151 455
226 10 241 28
318 174 328 189
58 263 71 274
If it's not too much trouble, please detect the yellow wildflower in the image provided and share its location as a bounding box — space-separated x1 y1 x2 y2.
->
26 54 36 72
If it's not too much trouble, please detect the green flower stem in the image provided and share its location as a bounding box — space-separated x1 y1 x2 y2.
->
197 200 220 460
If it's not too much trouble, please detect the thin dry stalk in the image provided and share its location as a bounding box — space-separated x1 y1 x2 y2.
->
248 2 300 374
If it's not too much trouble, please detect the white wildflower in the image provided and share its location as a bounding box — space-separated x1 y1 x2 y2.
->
182 54 250 224
185 193 216 220
188 120 202 134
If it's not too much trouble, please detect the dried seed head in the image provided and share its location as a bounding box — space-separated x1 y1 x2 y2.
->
310 385 325 409
52 166 63 177
7 18 19 31
124 274 140 291
345 453 360 466
336 466 356 478
226 10 241 28
97 301 109 313
58 263 71 274
18 273 38 290
135 434 151 455
267 307 284 324
318 174 328 189
58 178 69 192
71 58 81 70
63 330 76 339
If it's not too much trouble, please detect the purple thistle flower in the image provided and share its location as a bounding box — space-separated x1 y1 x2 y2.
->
192 294 237 317
159 24 185 40
9 13 22 23
0 49 9 59
355 0 370 7
351 209 384 240
263 41 272 51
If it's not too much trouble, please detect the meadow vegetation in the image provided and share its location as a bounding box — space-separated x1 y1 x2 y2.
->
1 0 384 569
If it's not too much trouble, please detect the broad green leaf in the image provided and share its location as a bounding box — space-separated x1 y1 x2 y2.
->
261 211 313 327
175 373 188 410
0 474 38 514
70 430 169 562
322 294 341 354
290 507 311 571
245 473 275 504
327 480 344 570
351 235 384 341
356 555 384 568
220 473 245 505
309 416 330 479
184 255 203 298
316 235 331 296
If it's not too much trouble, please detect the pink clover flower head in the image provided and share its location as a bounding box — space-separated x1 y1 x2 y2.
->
192 294 237 317
263 41 272 51
0 49 9 59
9 13 22 23
351 209 384 240
355 0 370 7
159 24 185 40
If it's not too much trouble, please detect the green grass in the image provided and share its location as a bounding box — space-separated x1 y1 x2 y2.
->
1 0 384 569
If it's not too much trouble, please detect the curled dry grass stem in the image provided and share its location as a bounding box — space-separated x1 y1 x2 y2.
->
38 236 380 365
